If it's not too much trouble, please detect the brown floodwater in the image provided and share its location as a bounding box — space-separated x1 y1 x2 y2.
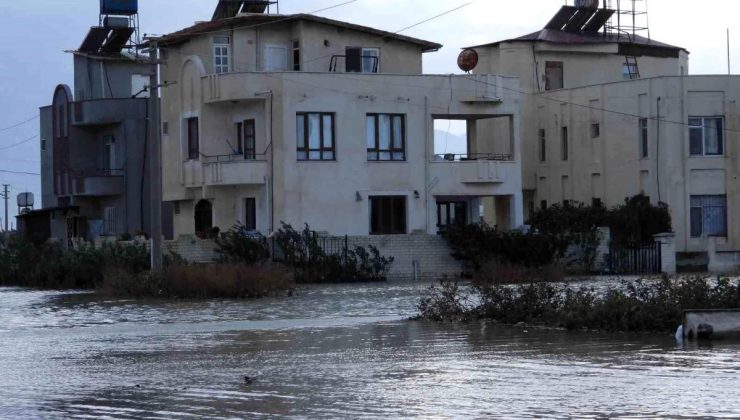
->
0 281 739 419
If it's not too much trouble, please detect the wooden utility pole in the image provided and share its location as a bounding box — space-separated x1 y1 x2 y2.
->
148 40 163 271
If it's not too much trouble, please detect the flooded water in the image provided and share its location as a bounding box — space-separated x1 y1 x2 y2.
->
1 282 739 419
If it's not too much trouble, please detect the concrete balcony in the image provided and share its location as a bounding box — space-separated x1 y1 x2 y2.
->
429 155 520 196
72 98 145 126
202 155 268 186
71 174 123 196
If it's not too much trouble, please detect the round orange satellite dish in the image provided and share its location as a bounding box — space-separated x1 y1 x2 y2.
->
457 49 479 73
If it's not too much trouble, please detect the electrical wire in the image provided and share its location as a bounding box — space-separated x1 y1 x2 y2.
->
0 134 39 151
0 115 38 132
0 169 40 176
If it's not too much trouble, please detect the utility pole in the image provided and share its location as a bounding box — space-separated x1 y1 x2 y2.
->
1 184 9 232
148 39 163 271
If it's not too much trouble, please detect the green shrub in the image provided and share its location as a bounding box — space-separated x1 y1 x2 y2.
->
274 223 394 283
215 224 270 265
418 276 740 333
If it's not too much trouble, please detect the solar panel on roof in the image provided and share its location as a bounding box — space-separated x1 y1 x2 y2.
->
102 27 134 53
545 6 578 30
582 9 615 33
79 27 110 53
563 8 597 32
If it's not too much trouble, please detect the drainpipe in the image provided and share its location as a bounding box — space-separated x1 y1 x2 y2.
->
656 96 662 203
424 95 430 233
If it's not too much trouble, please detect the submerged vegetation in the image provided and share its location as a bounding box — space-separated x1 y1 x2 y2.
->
418 276 740 332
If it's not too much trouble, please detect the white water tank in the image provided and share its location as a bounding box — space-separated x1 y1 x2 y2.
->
575 0 600 8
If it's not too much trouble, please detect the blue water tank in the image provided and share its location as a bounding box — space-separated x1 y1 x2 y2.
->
100 0 138 16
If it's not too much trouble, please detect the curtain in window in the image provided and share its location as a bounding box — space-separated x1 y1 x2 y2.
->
690 195 727 237
704 118 723 155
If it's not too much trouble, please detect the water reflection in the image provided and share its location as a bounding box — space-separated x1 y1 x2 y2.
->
1 283 739 418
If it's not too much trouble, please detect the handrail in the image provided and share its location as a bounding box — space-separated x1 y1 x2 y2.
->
201 152 268 164
432 153 513 162
329 55 379 73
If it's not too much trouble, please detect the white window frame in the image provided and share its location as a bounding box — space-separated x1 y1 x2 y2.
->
361 48 380 73
690 195 727 238
689 116 724 157
213 36 231 74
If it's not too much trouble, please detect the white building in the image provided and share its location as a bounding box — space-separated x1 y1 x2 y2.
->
154 5 524 276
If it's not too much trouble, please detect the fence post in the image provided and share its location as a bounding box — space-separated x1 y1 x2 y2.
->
653 233 676 275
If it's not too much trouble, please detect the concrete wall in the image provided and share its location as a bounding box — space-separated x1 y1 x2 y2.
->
536 75 740 253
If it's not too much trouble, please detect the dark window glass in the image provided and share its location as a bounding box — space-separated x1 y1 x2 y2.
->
296 113 335 161
561 126 568 161
345 47 362 72
592 198 603 208
367 114 405 161
689 117 724 156
236 122 243 155
187 117 199 160
545 61 563 90
690 195 727 237
244 198 256 231
639 118 649 158
243 119 256 160
539 129 546 162
591 123 600 138
540 200 548 210
370 196 407 235
292 40 300 71
437 201 467 233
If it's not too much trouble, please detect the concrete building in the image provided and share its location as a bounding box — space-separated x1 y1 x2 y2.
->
22 8 173 244
156 7 524 245
466 2 740 269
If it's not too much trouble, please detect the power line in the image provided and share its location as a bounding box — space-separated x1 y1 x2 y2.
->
0 169 40 176
0 134 39 151
0 115 38 132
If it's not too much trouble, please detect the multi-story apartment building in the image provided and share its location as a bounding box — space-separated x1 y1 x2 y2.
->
156 4 524 244
21 3 173 244
467 1 740 268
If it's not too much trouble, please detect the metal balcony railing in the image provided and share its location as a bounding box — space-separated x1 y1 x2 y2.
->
433 153 513 162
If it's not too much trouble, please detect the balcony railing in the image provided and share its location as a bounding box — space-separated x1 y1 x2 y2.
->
433 153 514 162
56 169 124 197
201 153 268 186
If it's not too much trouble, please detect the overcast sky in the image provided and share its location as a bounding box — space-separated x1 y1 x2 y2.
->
0 0 737 224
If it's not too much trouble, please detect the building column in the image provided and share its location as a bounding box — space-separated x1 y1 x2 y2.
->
510 192 524 229
654 232 676 274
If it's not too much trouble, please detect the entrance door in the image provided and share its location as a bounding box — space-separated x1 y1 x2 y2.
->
437 201 467 233
194 200 213 239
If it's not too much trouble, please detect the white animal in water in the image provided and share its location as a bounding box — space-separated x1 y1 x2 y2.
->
675 325 684 342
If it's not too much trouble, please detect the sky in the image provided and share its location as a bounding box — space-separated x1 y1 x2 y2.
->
0 0 738 225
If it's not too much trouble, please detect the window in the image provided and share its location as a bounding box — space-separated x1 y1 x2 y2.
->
639 118 649 158
592 198 603 208
173 201 180 215
237 120 256 159
41 138 46 151
162 121 169 136
689 117 724 156
244 198 256 231
296 113 335 161
292 40 301 71
367 114 405 161
540 200 548 210
103 135 116 171
213 36 230 74
690 195 727 237
561 126 568 161
104 207 116 235
362 48 379 73
539 129 546 162
265 45 288 71
623 62 639 80
370 196 407 235
437 201 467 232
187 117 199 160
545 61 563 90
591 123 600 138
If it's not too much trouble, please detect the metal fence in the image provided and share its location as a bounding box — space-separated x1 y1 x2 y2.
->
608 241 662 274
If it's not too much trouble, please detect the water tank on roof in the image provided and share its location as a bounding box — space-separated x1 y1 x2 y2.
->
17 192 34 208
100 0 138 16
575 0 600 8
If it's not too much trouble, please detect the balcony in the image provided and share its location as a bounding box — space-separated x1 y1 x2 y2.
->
57 170 123 197
202 154 268 186
72 99 145 126
429 154 520 196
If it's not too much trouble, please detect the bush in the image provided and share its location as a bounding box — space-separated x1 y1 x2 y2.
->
274 223 394 283
417 276 740 333
100 263 294 299
215 224 270 265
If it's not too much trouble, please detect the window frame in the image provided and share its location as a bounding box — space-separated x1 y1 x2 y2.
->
367 113 406 161
104 206 116 235
103 135 116 171
689 116 724 157
244 197 257 231
296 112 336 161
690 194 728 238
213 36 231 74
187 117 199 160
561 126 569 161
538 128 546 162
361 47 380 73
370 195 407 235
292 40 301 71
437 201 468 233
545 61 564 91
639 118 649 158
590 123 600 139
243 119 256 160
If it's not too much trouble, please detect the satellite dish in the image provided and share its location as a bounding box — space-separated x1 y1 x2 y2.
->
457 48 479 73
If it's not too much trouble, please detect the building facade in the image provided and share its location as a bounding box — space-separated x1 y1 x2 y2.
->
157 11 524 240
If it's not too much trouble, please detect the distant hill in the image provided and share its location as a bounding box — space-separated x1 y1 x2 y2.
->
433 129 467 156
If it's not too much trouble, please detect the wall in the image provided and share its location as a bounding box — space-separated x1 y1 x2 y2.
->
536 75 740 253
